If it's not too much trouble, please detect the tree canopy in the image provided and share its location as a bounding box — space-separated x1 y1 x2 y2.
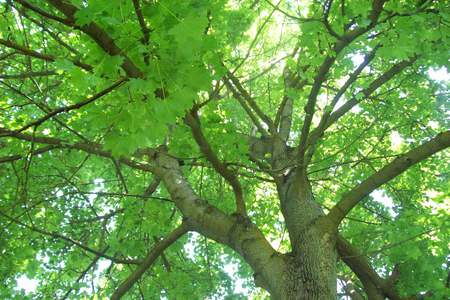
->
0 0 449 299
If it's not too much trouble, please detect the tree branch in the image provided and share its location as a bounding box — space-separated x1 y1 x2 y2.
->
12 78 127 134
0 210 139 265
322 0 341 39
15 0 67 24
131 0 150 45
0 145 58 164
0 70 57 79
0 38 92 71
152 151 286 297
0 128 155 172
337 235 402 300
45 0 143 78
61 247 108 300
305 45 380 157
326 57 416 130
224 78 269 136
327 130 450 227
276 68 308 142
110 223 189 300
143 176 161 197
185 111 246 216
226 70 275 133
297 0 387 167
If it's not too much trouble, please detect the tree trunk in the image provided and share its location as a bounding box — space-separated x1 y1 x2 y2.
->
156 153 338 299
268 172 338 299
265 226 337 299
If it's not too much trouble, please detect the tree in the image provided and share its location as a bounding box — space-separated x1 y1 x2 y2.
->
0 0 449 299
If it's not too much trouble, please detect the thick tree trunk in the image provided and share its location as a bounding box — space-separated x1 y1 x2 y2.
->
155 152 338 299
266 226 337 300
270 172 337 299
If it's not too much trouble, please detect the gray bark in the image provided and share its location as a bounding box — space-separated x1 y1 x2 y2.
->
270 172 337 299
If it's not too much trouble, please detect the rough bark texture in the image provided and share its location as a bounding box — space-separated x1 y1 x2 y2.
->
272 173 337 299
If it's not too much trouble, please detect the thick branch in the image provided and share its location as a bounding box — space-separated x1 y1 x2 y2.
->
45 0 143 78
337 236 402 300
276 68 307 142
111 223 189 300
328 130 450 226
185 112 246 215
152 152 286 297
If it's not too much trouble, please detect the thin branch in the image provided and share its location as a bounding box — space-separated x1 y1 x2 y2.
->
185 112 246 216
263 0 319 22
13 4 81 56
111 223 189 300
143 177 161 197
0 37 54 61
232 0 280 74
0 210 139 265
70 209 124 224
224 79 268 136
0 145 58 164
14 0 67 24
305 45 380 155
0 128 155 172
226 70 275 133
0 38 92 71
61 247 108 300
0 70 57 79
326 57 417 131
0 80 92 143
66 191 173 203
113 159 129 193
131 0 150 45
322 0 341 39
11 77 127 134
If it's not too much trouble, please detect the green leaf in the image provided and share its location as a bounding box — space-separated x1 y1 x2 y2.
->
74 8 95 26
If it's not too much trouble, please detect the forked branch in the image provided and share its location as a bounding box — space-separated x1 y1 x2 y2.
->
297 0 387 167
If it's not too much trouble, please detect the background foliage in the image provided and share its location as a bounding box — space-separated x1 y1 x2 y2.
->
0 0 449 299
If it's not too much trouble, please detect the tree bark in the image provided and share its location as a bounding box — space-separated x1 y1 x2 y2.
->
271 172 337 299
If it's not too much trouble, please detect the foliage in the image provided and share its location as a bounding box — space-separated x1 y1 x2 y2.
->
0 0 449 299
